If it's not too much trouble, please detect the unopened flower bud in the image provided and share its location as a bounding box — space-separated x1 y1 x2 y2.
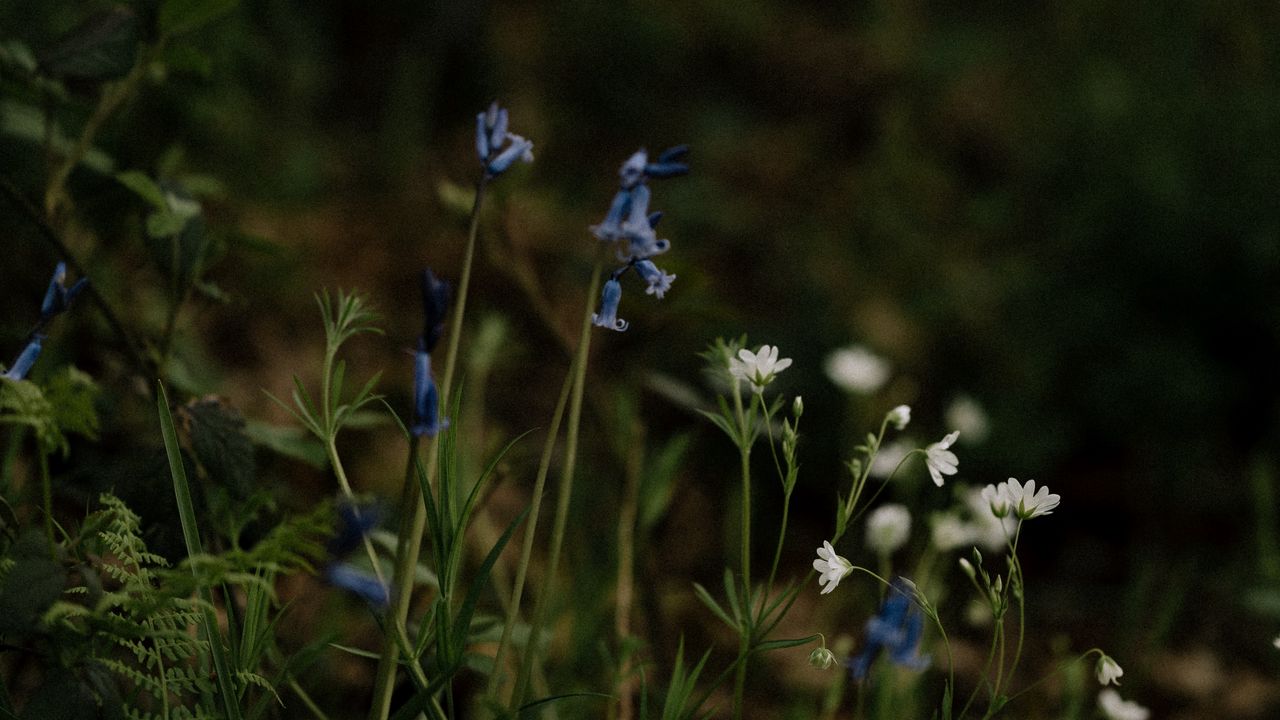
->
793 395 804 417
808 647 836 670
958 557 976 581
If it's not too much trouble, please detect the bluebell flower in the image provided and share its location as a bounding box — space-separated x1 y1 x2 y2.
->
846 577 931 681
324 562 389 608
40 262 88 323
411 338 445 437
590 189 632 242
634 260 675 299
476 101 534 178
591 278 628 332
645 144 690 179
328 501 383 557
420 269 450 353
2 335 42 381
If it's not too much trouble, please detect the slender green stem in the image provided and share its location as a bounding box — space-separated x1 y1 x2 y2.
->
757 487 792 626
731 633 749 720
326 439 389 591
1007 522 1026 680
1000 648 1105 708
369 179 487 720
957 622 1000 720
510 258 605 710
38 450 53 559
486 355 576 701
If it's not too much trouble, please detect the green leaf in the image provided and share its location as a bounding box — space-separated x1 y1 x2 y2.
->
638 432 693 531
752 634 820 654
0 531 65 637
691 583 736 630
115 170 167 209
157 382 244 720
516 692 614 716
159 0 240 36
244 420 326 468
449 507 529 669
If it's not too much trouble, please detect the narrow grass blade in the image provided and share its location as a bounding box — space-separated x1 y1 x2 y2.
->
157 381 244 720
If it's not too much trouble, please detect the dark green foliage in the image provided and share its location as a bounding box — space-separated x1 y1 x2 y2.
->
180 396 255 499
0 530 65 638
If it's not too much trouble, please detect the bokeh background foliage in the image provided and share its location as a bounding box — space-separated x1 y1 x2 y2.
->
2 0 1280 718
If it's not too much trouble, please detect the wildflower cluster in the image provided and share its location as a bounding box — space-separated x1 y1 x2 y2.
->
476 101 534 178
590 146 689 331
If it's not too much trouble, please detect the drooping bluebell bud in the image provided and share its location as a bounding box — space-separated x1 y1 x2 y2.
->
328 501 383 557
2 335 42 381
411 339 446 437
487 134 534 176
475 111 490 161
420 269 450 353
591 279 628 332
39 262 88 322
488 106 509 152
646 211 664 229
634 260 676 300
324 562 389 608
476 101 534 178
644 161 689 179
657 145 689 164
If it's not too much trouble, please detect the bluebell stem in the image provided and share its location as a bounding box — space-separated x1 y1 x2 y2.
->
591 278 629 332
325 562 390 608
846 577 931 680
2 335 42 381
476 101 534 178
40 262 88 323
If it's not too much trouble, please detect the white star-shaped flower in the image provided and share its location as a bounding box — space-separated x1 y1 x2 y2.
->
729 344 792 393
1097 689 1148 720
924 431 960 487
865 504 912 555
886 404 911 430
1003 478 1060 520
813 541 853 594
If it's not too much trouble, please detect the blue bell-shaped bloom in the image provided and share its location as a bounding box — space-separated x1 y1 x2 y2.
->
39 262 88 322
591 189 632 241
324 562 389 608
619 150 648 189
634 260 676 299
2 335 42 381
846 577 931 680
411 339 445 437
328 501 383 557
591 279 628 332
476 101 534 177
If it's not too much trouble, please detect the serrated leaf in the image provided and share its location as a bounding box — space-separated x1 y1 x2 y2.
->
182 397 255 498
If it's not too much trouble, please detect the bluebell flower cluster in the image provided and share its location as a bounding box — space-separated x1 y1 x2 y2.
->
845 577 931 681
412 269 450 437
476 101 534 178
3 262 87 381
323 501 390 608
590 146 689 332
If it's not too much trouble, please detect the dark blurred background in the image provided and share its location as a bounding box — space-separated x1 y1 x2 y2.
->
3 1 1280 717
